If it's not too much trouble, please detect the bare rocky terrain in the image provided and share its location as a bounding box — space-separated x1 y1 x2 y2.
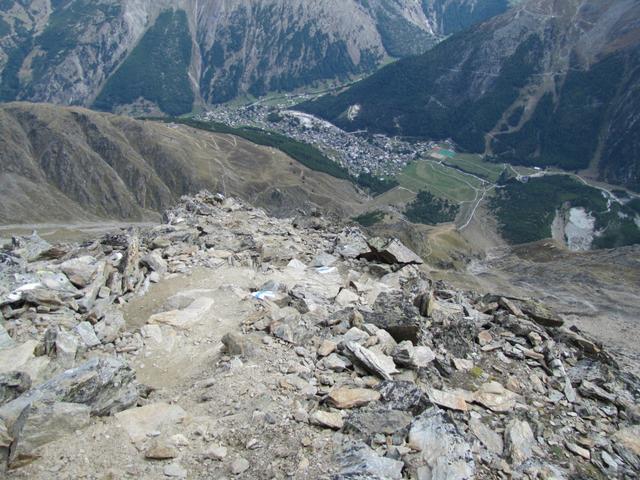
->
454 241 640 377
1 192 638 479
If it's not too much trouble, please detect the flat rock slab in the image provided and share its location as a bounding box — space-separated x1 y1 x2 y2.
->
9 401 91 468
310 410 345 430
343 341 398 381
473 381 519 413
328 387 381 409
469 417 504 455
364 237 423 265
427 388 469 412
148 297 215 329
116 402 187 444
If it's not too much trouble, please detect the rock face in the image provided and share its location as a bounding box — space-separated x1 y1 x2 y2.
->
0 1 511 112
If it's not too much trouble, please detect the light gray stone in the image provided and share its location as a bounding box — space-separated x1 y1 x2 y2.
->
231 457 250 475
9 401 90 468
337 441 404 480
75 322 101 348
319 353 351 372
141 252 167 274
343 341 397 381
60 256 100 288
505 419 536 467
94 309 125 344
365 237 423 265
469 417 503 455
164 462 187 478
54 328 78 366
408 408 475 480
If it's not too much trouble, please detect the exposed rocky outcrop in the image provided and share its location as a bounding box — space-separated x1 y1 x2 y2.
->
0 0 511 112
0 191 638 478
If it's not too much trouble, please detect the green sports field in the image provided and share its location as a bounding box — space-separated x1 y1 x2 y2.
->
397 161 484 203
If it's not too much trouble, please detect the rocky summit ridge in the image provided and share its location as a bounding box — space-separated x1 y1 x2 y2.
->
0 192 638 479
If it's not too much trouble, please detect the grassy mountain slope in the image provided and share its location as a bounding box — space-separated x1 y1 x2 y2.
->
0 102 365 223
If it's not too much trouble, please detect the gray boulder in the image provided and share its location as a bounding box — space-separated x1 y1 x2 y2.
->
94 309 125 344
408 408 475 480
0 324 14 350
344 409 413 442
342 341 398 381
8 401 90 468
21 289 64 309
505 419 536 467
0 357 137 430
336 441 404 480
60 256 100 289
334 227 370 259
0 372 31 406
141 252 167 274
362 237 423 265
10 233 51 262
376 381 430 415
74 322 101 348
362 292 423 343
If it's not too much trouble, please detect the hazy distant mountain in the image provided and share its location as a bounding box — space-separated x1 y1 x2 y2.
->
0 0 511 114
301 0 640 191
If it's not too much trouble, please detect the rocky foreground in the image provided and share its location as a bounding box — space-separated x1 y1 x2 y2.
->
0 192 638 479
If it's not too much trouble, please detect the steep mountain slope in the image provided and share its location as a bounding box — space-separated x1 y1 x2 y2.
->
300 0 640 191
0 0 511 113
0 102 365 223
